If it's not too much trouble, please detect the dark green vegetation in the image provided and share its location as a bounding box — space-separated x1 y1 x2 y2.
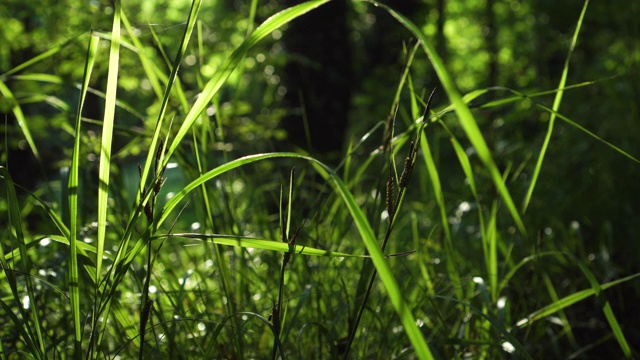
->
1 0 640 358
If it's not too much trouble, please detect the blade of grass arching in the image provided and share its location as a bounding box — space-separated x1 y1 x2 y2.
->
477 86 640 164
153 233 369 258
533 102 640 164
0 35 79 79
310 160 434 360
523 0 589 213
419 130 463 300
154 152 434 359
373 0 525 235
0 167 45 358
575 260 632 357
0 81 39 160
68 31 100 357
164 0 331 163
515 272 640 329
477 81 600 110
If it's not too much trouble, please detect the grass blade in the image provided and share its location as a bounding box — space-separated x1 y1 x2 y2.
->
67 32 100 356
0 81 39 160
154 233 369 258
419 130 462 300
515 272 640 330
575 260 632 357
91 1 122 356
95 0 121 284
523 0 590 213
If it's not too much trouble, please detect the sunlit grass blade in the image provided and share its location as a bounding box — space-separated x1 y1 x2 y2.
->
67 31 100 356
515 272 640 329
135 0 200 211
372 0 526 235
101 0 202 290
164 0 331 163
157 234 371 258
523 0 589 213
95 0 121 284
0 81 39 160
0 35 79 79
91 1 122 356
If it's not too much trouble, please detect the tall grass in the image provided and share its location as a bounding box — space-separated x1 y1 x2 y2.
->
1 0 639 359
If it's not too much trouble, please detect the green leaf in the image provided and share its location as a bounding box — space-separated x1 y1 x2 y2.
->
156 233 368 258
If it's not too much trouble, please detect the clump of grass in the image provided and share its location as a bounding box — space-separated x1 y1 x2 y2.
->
1 0 639 359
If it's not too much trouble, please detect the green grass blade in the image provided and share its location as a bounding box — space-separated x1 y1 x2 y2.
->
532 102 640 164
135 0 200 212
96 0 121 282
164 0 331 163
542 272 577 347
575 260 632 357
523 0 589 213
0 35 78 79
0 298 40 356
0 81 39 160
515 272 640 330
478 86 640 164
372 0 525 235
91 1 122 356
419 131 462 300
68 32 100 356
486 202 498 302
153 233 369 258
